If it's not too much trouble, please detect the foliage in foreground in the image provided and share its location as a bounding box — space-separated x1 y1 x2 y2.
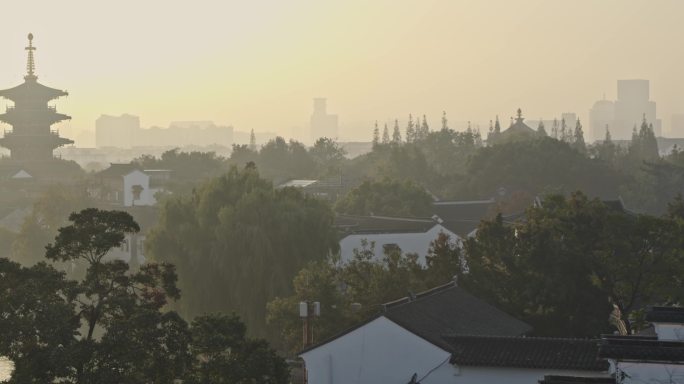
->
0 208 288 384
269 193 684 352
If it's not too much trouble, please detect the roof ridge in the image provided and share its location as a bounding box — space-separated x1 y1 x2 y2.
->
383 280 457 309
433 199 496 205
444 334 599 342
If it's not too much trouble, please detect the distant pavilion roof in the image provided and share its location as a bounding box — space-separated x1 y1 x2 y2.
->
504 108 537 135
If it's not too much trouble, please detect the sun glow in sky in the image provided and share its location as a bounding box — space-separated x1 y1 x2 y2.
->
1 0 683 144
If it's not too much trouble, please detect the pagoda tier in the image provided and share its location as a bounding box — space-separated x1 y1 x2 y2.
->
0 106 71 127
0 132 73 161
0 34 73 162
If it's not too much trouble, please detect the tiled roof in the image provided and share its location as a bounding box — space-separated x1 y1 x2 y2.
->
335 214 438 235
97 163 140 178
446 335 608 371
599 337 684 362
539 375 614 384
431 200 498 236
300 281 532 355
382 282 532 350
645 306 684 323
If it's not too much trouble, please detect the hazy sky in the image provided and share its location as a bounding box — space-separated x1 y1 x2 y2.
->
1 0 683 144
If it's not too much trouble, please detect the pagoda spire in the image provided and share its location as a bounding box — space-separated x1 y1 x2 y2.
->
25 33 37 80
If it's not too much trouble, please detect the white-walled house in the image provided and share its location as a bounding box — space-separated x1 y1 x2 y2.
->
300 281 611 384
336 215 461 265
599 307 684 384
122 169 156 206
94 164 168 207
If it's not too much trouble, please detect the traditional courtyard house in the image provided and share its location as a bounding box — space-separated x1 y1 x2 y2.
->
599 307 684 384
300 281 610 384
94 164 168 207
336 214 461 265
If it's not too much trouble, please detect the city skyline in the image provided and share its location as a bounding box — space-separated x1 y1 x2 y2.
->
1 0 683 143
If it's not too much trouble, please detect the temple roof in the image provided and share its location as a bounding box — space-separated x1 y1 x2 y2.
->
0 79 68 102
505 108 537 135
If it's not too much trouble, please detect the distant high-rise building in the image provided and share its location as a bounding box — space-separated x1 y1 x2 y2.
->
310 98 338 141
671 114 684 138
561 113 577 131
0 34 73 161
96 114 140 148
589 98 615 141
589 80 661 141
615 80 660 138
95 117 233 148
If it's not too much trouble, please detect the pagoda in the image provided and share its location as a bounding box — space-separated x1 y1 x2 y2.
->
0 33 73 161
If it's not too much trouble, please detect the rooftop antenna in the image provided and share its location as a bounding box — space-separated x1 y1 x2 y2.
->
25 33 37 80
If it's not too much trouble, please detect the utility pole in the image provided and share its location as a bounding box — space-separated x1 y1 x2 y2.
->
299 301 321 348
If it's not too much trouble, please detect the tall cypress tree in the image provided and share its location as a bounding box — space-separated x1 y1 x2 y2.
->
382 123 390 144
537 119 547 136
560 118 568 142
372 121 380 147
573 119 586 154
392 119 402 144
406 114 415 143
551 118 559 139
474 127 483 147
494 116 501 134
249 129 257 152
639 115 659 160
441 111 448 131
421 114 430 138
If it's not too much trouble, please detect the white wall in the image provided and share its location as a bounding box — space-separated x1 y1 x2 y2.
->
339 224 460 265
654 323 684 341
301 316 609 384
301 316 456 384
617 362 684 384
123 170 156 207
454 366 609 384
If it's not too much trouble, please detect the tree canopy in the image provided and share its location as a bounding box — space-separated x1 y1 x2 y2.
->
0 208 288 383
146 164 339 336
335 178 433 217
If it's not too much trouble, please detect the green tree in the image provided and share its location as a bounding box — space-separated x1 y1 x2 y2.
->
537 120 547 136
406 114 416 143
146 165 338 336
573 119 587 154
249 129 257 152
186 314 289 384
309 137 346 177
392 119 402 144
0 259 79 383
382 123 390 144
267 243 434 353
12 184 94 266
335 178 433 217
44 208 187 383
462 193 684 336
372 121 380 148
